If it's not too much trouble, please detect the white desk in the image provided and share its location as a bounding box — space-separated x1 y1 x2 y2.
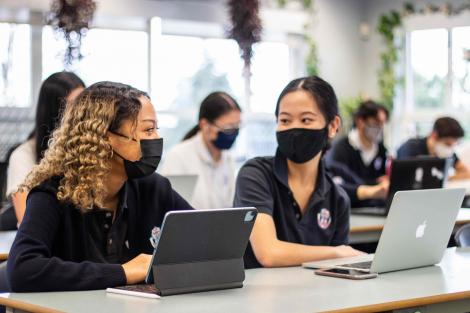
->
2 248 470 313
349 208 470 244
0 231 16 261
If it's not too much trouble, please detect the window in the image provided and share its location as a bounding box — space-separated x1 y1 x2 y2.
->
410 28 448 109
400 23 470 145
151 34 244 111
250 42 290 113
452 26 470 110
0 23 31 107
42 26 149 92
151 22 290 161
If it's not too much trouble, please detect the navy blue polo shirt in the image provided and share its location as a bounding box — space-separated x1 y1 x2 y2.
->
7 173 192 292
396 137 459 165
326 160 385 208
233 151 350 269
326 136 387 184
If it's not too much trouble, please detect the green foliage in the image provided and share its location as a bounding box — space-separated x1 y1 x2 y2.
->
377 10 402 112
303 0 312 8
413 73 446 108
276 0 312 9
173 58 233 109
273 0 318 77
305 35 319 76
376 2 470 113
339 96 362 132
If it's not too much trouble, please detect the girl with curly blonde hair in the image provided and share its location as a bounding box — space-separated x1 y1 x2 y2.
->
7 81 192 292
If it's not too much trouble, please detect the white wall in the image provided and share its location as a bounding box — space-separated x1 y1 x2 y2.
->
310 0 365 100
0 0 228 25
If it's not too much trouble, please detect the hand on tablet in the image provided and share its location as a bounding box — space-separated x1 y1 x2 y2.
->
334 245 365 258
122 253 152 284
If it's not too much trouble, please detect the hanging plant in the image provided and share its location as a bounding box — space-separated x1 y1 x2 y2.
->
46 0 96 69
377 1 470 112
227 0 262 71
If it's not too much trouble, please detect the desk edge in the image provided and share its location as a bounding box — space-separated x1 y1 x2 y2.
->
322 290 470 313
0 296 64 313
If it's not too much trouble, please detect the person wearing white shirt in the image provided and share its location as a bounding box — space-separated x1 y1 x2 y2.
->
160 92 241 210
6 72 85 224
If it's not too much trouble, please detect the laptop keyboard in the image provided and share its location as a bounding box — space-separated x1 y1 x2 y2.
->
338 261 372 269
115 284 160 294
352 207 387 216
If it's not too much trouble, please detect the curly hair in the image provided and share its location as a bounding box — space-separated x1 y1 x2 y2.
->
20 81 148 211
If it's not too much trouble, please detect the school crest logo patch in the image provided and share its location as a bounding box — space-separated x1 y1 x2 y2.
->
317 208 331 229
374 157 383 171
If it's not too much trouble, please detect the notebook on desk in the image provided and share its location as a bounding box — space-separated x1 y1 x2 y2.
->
304 188 465 273
107 207 257 298
353 157 451 216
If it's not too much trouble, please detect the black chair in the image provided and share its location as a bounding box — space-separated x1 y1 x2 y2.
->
0 261 9 292
0 144 20 231
454 223 470 247
0 261 8 313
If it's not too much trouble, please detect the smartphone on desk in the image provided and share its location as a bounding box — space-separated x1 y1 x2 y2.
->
314 268 378 280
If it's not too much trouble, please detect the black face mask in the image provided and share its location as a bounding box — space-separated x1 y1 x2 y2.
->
276 127 328 164
111 131 163 179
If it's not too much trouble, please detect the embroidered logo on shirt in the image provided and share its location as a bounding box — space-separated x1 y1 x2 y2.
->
374 157 382 171
332 176 344 185
149 226 161 249
317 208 332 230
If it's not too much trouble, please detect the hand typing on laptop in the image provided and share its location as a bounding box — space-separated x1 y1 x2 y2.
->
122 254 152 284
356 180 389 201
335 246 366 258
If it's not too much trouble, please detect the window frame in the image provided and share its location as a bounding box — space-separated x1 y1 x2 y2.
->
390 12 470 151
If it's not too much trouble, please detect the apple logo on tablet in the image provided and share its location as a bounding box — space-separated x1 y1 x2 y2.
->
244 210 256 222
416 220 427 238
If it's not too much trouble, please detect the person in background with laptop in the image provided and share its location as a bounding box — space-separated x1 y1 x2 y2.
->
326 160 389 208
234 76 364 269
325 101 390 207
397 117 470 181
6 82 192 292
160 92 241 210
6 72 85 226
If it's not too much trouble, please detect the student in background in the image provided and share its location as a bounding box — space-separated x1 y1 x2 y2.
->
6 72 85 224
326 101 389 205
7 82 192 292
327 160 389 208
397 116 470 180
234 76 363 269
160 92 241 210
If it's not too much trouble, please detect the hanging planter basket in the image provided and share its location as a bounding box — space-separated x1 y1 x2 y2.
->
46 0 97 69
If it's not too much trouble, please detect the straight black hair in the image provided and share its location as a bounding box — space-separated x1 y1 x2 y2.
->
433 116 464 138
275 75 339 124
183 91 241 141
31 72 85 162
352 100 389 128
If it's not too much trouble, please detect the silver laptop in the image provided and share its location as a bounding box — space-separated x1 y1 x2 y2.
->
166 174 198 201
303 188 465 273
